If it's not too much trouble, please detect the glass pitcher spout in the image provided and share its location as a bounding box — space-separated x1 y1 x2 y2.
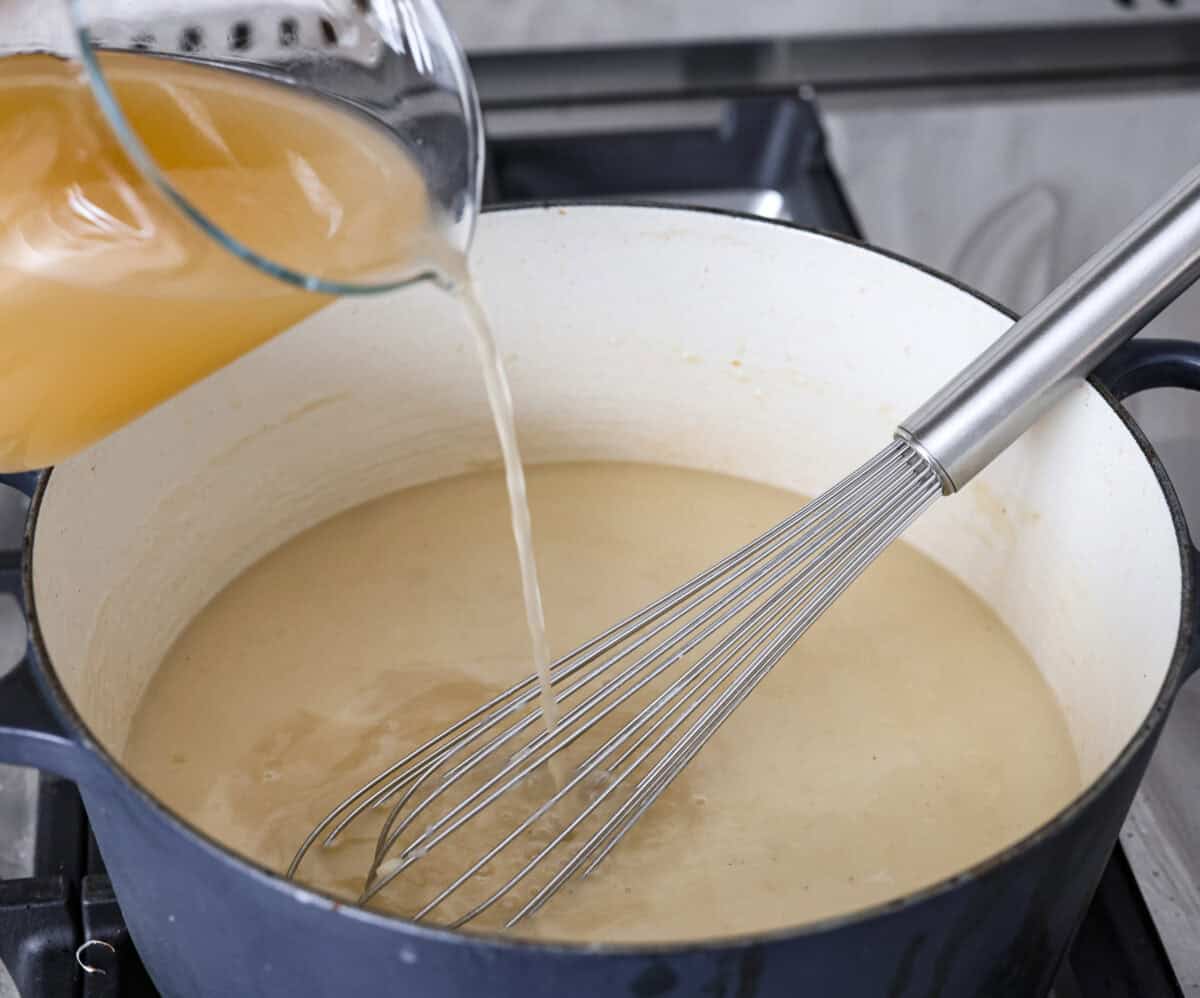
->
64 0 484 293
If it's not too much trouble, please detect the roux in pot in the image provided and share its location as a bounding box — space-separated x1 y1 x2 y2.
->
123 461 1081 942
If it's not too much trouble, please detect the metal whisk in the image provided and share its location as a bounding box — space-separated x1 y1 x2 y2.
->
289 162 1200 927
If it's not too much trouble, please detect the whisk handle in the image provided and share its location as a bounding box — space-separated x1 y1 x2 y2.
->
898 162 1200 493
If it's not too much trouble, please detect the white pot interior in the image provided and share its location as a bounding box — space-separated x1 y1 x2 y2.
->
31 204 1182 797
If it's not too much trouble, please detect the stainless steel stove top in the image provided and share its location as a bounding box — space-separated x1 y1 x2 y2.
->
1124 691 1200 994
440 0 1200 54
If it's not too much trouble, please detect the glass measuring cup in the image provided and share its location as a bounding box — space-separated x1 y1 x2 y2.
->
0 0 483 470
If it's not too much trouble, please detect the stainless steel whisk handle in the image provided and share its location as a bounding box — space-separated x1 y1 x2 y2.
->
898 162 1200 493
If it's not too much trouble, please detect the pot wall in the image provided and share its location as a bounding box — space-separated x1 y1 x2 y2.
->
32 206 1180 776
11 204 1192 996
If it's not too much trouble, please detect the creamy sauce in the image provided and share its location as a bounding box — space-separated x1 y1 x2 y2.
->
124 461 1081 943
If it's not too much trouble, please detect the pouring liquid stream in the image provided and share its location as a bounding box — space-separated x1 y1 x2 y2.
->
449 273 560 734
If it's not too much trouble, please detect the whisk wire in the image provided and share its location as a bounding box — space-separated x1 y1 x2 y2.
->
313 453 877 859
361 445 917 875
501 461 939 925
291 443 909 872
290 440 941 927
363 444 921 884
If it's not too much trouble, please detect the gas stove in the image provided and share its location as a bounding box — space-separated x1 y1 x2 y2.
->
0 84 1193 998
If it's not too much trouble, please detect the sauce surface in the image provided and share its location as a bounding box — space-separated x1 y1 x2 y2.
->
124 462 1081 942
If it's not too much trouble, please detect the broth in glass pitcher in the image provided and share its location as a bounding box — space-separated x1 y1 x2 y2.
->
0 0 481 470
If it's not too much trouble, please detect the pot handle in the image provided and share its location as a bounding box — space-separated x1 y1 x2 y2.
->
1094 338 1200 680
0 472 81 778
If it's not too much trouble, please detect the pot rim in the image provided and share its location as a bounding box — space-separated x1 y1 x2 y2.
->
17 200 1196 957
